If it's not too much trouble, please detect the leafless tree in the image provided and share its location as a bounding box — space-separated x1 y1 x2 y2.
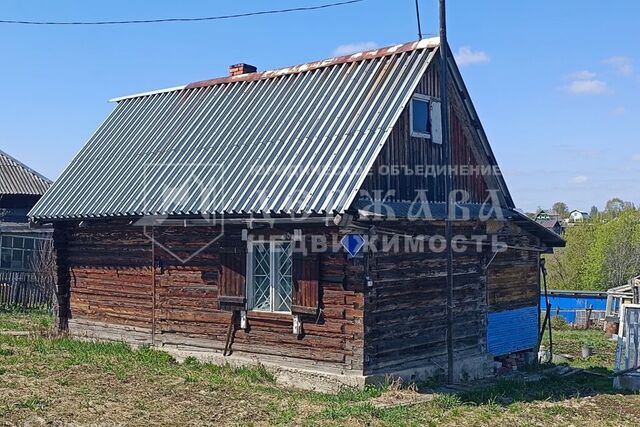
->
29 238 57 306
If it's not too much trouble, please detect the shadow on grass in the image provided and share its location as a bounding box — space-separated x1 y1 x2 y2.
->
454 367 625 407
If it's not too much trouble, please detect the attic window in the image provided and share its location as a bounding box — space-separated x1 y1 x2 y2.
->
410 94 442 144
411 95 430 137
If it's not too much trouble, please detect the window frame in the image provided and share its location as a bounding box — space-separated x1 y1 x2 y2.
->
0 234 46 272
246 238 293 314
410 93 432 139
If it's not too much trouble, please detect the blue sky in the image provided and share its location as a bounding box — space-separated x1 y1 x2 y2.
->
0 0 638 212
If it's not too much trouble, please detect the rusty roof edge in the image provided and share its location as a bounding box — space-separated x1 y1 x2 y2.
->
185 37 440 90
108 38 439 103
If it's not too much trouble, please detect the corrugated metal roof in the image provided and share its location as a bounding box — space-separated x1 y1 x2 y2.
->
0 150 51 196
30 38 440 220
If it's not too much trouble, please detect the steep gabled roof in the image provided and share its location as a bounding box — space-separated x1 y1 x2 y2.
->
0 150 51 196
30 38 443 220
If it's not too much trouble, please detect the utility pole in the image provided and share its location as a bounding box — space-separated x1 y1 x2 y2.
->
439 0 455 384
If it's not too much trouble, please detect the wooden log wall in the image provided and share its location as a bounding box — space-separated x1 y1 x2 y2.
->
55 218 543 375
361 220 489 377
53 224 72 331
486 222 541 312
57 221 365 372
61 221 153 329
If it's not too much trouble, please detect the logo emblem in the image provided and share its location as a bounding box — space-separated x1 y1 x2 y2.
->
341 234 365 257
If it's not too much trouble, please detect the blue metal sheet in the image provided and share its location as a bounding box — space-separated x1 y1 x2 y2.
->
542 293 607 324
487 306 538 356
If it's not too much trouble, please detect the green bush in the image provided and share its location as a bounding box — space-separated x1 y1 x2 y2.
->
551 315 570 330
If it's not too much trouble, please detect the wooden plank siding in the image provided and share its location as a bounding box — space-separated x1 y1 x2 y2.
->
55 217 543 379
59 221 365 372
360 59 492 205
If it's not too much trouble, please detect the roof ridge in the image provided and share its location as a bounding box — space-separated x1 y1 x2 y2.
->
110 37 440 102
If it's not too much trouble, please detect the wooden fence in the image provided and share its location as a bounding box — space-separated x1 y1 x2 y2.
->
0 271 54 309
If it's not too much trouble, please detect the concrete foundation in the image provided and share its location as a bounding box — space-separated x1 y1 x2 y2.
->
68 318 498 392
366 354 494 386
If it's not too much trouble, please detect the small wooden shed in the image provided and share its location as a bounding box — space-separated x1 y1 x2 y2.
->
30 38 563 389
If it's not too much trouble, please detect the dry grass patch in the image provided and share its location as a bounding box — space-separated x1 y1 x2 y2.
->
2 310 640 426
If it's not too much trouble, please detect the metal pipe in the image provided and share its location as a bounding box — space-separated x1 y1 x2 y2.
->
223 311 237 356
414 0 423 39
439 0 455 384
151 226 156 346
541 258 553 359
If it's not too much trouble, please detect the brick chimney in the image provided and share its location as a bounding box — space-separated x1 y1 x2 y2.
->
229 63 257 76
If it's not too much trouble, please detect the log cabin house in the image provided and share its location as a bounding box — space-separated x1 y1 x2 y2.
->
30 37 564 390
0 150 52 273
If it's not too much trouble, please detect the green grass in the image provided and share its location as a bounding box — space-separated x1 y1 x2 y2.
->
1 309 639 426
544 327 617 370
0 307 53 332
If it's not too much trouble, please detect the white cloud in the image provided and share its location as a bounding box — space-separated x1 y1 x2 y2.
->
564 70 610 95
611 106 626 116
570 175 588 184
332 41 378 56
632 154 640 162
604 56 633 76
564 77 609 95
568 70 596 80
454 47 490 66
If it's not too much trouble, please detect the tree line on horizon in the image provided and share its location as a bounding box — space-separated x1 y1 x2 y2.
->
543 198 640 291
527 198 636 220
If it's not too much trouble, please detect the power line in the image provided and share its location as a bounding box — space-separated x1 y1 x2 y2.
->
0 0 364 26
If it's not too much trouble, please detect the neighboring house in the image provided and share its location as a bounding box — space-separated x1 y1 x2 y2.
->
569 210 590 223
535 210 563 222
0 150 51 272
535 219 565 236
30 38 564 389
